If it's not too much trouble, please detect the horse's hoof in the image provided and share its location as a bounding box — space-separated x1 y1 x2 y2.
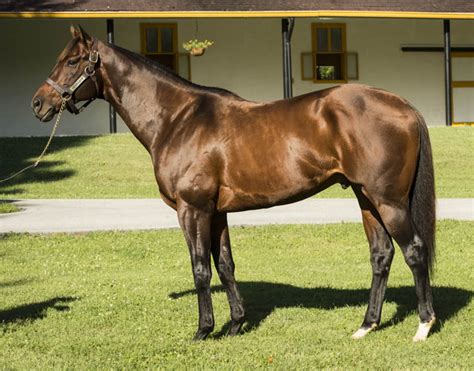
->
193 328 212 341
413 318 435 342
351 324 377 339
227 320 244 336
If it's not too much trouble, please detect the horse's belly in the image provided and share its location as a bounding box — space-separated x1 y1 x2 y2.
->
216 180 319 212
216 136 339 212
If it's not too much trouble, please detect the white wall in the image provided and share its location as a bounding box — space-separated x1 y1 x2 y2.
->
0 17 473 136
292 18 474 126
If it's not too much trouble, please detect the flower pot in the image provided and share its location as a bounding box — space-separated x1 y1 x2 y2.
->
190 47 206 56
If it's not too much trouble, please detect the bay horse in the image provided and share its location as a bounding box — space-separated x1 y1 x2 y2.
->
32 25 436 341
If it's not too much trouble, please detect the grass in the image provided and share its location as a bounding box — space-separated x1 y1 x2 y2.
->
0 127 472 199
1 221 472 369
0 135 156 199
0 201 20 213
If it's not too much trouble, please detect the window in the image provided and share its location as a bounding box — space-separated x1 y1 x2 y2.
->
310 23 347 83
140 23 191 80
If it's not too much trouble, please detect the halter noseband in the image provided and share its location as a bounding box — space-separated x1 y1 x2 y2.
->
46 38 100 115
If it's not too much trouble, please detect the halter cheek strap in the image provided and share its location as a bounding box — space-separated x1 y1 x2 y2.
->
46 38 100 115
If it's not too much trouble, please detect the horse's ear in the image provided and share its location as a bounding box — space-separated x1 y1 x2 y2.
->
69 24 91 42
70 24 81 38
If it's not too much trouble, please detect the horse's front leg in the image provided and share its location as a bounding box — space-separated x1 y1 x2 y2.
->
177 200 214 340
211 213 246 335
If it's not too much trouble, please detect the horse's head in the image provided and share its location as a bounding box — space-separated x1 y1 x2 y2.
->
32 25 101 122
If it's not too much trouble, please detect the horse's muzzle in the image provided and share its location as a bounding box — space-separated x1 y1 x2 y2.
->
31 95 55 122
39 107 55 122
32 97 42 112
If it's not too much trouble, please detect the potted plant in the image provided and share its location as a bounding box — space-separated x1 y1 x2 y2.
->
182 39 214 56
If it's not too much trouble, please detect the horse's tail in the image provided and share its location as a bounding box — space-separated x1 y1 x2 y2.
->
410 111 436 274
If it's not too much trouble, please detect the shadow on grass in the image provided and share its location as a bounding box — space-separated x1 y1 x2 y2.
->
0 278 32 289
0 297 79 326
0 136 93 196
170 282 472 337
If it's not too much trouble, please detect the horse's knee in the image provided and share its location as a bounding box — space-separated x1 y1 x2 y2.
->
193 263 211 291
217 260 235 281
370 249 393 276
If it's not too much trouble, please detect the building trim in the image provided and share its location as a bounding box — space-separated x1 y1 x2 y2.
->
1 10 474 20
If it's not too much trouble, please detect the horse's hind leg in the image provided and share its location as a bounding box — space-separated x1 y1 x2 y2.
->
211 213 246 335
352 187 395 339
376 202 436 341
177 201 215 340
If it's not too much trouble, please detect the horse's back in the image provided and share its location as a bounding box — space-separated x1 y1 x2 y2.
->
160 84 422 212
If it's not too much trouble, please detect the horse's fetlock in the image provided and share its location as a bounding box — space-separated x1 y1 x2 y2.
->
372 267 389 276
231 307 246 322
201 317 214 330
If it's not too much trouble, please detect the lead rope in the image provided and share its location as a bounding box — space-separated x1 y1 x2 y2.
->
0 97 69 184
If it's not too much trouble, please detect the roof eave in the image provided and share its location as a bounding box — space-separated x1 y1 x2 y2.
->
1 10 473 19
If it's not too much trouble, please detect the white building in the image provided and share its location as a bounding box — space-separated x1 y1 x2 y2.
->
1 1 473 137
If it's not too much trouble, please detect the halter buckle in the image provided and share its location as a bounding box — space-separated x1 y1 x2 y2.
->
89 50 99 63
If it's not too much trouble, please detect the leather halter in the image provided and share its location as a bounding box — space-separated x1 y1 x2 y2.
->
46 38 100 114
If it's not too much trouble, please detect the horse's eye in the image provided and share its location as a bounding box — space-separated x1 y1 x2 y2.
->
67 58 79 66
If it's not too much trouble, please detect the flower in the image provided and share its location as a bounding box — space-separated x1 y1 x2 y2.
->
182 39 214 51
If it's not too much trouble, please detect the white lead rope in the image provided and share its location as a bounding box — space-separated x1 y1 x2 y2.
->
0 97 69 184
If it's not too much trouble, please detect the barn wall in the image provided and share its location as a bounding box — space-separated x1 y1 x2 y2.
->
292 18 474 124
0 18 472 136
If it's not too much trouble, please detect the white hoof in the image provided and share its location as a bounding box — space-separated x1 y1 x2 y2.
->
351 324 377 339
413 318 436 342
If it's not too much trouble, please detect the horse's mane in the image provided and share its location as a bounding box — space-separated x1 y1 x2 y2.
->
109 43 242 99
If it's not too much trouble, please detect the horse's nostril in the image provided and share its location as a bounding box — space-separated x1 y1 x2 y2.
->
32 97 42 111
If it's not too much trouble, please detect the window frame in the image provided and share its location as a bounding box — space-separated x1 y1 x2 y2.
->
140 23 178 55
311 23 347 84
140 23 191 80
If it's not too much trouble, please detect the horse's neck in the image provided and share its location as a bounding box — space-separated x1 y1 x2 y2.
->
98 42 196 151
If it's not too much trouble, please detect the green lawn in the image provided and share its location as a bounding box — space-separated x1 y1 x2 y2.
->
0 201 19 213
0 127 472 199
1 221 472 369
